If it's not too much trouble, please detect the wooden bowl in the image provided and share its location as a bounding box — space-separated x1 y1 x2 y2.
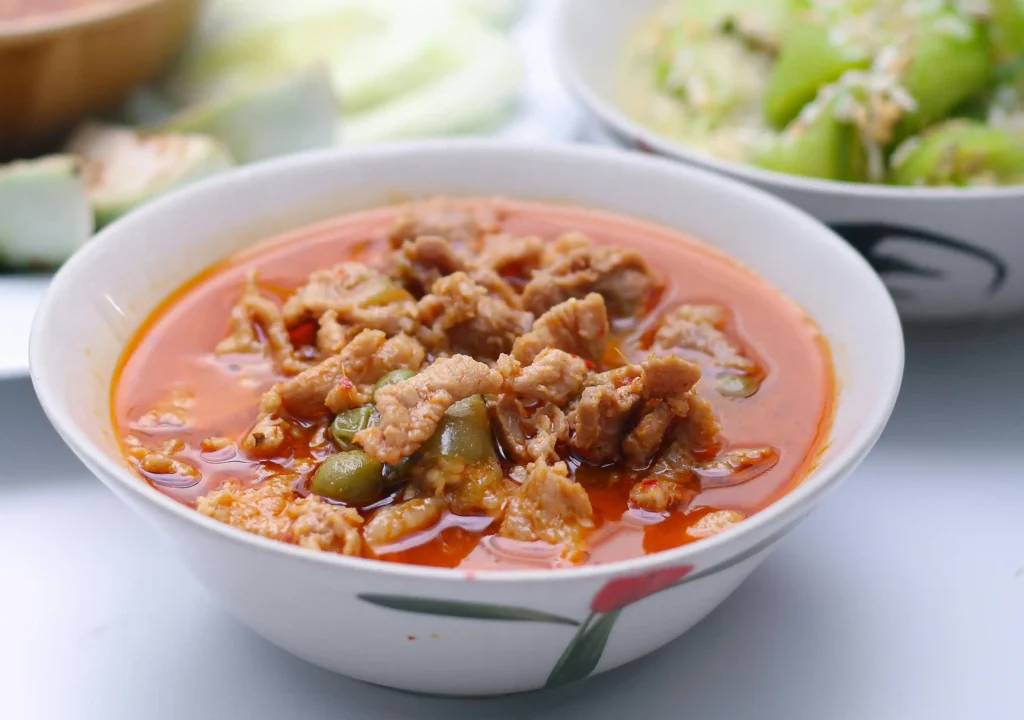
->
0 0 200 159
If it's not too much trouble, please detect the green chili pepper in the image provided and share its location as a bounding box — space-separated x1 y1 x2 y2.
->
329 405 377 450
372 368 417 401
419 395 497 465
312 450 385 505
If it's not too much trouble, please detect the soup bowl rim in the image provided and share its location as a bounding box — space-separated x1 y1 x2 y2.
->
30 140 904 584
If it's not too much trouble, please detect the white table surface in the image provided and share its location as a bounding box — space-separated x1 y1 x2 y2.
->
3 320 1023 720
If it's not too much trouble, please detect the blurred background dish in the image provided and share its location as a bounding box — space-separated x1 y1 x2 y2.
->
612 0 1024 188
0 0 199 381
131 0 527 145
0 0 200 159
0 0 583 379
557 0 1024 322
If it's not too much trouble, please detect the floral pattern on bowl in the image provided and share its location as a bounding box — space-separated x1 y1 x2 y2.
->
358 520 803 688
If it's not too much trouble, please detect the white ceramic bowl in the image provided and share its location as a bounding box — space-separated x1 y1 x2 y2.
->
555 0 1024 322
30 141 902 696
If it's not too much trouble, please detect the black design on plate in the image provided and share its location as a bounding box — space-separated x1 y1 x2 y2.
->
830 222 1007 297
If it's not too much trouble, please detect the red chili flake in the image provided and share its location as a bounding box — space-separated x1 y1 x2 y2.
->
589 564 693 614
337 377 354 390
288 321 317 348
407 635 416 641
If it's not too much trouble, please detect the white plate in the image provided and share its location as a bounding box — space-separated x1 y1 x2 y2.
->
0 0 583 378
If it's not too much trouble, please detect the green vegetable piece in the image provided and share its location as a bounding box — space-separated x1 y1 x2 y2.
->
894 6 992 137
0 155 94 268
312 451 385 505
891 119 1024 186
163 65 337 164
330 406 378 450
753 87 869 181
763 18 871 128
372 369 417 401
989 0 1024 61
420 395 496 464
384 456 416 487
67 122 235 228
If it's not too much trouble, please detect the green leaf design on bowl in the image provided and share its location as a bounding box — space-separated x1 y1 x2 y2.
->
358 594 582 626
357 519 803 689
545 610 622 688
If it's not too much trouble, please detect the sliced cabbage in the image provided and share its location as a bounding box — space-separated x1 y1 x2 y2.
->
0 156 94 268
452 0 520 27
191 0 519 38
164 1 383 106
165 0 471 113
340 18 521 144
191 0 366 39
163 66 337 164
68 122 235 227
328 4 463 113
159 0 523 142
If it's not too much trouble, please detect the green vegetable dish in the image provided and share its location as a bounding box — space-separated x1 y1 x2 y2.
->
619 0 1024 186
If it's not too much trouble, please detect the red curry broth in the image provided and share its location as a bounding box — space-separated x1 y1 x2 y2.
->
113 199 834 570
